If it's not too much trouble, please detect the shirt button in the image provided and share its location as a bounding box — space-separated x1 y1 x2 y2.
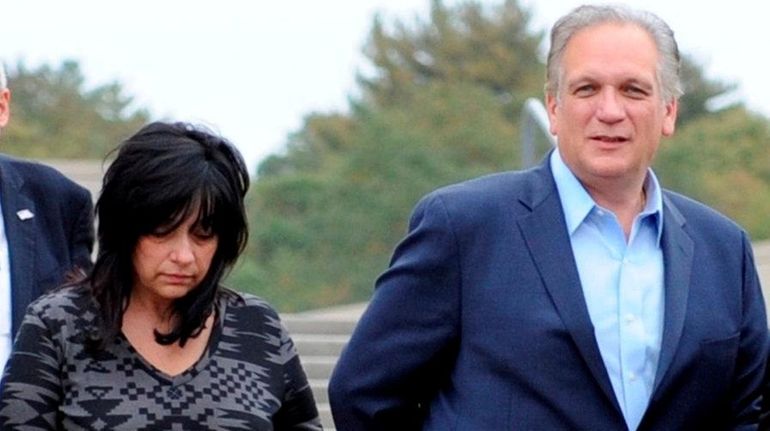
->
624 314 635 324
628 372 637 382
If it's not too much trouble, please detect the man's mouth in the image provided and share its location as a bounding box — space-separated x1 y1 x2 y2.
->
591 135 629 143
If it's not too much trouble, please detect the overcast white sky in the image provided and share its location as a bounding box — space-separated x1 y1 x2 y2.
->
1 1 767 171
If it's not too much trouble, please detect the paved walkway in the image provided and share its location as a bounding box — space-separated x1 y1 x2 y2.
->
284 302 367 320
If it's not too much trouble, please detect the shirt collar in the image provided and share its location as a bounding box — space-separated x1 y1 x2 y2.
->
550 149 664 244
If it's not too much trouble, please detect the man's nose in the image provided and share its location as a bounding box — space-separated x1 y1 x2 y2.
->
595 89 626 123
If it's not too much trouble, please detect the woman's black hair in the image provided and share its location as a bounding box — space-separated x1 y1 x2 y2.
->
89 121 249 348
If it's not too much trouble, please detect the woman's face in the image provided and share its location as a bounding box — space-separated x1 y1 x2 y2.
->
132 212 218 305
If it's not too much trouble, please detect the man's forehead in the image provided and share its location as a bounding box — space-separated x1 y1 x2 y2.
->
561 23 659 70
565 21 656 52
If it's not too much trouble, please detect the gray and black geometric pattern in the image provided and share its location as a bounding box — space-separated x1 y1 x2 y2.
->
0 288 322 430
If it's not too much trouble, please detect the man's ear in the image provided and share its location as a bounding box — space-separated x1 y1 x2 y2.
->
0 89 10 128
662 98 678 137
545 93 558 137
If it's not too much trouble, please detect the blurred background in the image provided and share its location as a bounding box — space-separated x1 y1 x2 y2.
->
2 0 769 311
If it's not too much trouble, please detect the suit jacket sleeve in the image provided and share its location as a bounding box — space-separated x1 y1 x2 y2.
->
328 193 461 431
68 186 94 273
758 333 770 429
731 233 769 430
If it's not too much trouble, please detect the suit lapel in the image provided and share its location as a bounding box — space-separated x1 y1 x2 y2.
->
652 194 693 393
516 160 622 414
0 159 37 335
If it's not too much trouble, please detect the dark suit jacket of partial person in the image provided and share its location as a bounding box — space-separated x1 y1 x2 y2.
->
328 156 769 430
0 154 94 336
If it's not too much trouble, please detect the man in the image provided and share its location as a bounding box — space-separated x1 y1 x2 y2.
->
329 5 768 430
0 64 94 371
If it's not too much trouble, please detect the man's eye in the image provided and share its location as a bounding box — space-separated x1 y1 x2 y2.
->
625 86 648 98
574 85 596 96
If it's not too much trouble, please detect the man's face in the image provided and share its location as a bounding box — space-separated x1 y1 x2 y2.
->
546 22 677 189
0 88 9 129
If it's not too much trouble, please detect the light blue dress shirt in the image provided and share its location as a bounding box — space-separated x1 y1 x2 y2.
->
550 150 664 431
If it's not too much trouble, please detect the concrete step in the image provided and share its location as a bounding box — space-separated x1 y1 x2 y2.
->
309 379 329 404
301 355 338 381
293 334 349 357
280 303 364 430
283 317 359 336
318 403 334 430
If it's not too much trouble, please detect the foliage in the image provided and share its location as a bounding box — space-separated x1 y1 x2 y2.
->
655 107 770 238
677 54 737 125
2 59 149 159
257 113 356 178
234 0 540 311
360 0 544 119
234 82 517 310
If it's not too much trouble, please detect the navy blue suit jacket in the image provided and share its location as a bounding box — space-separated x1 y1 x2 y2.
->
329 159 768 430
0 155 94 335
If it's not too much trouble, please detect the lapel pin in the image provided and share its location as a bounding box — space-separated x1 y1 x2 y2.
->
16 209 34 221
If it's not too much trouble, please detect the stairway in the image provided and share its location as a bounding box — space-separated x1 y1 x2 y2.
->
282 303 366 430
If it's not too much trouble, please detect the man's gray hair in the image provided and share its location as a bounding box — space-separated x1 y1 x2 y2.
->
545 4 683 103
0 63 6 90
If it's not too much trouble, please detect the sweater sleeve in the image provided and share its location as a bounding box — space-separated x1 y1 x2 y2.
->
271 321 322 431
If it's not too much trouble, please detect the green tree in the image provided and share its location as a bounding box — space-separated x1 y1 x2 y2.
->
655 107 770 238
361 0 543 117
3 59 149 158
257 113 356 177
677 54 737 125
257 0 542 181
233 82 517 310
233 0 543 311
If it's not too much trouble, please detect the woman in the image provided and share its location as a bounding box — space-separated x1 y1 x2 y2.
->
0 122 322 430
